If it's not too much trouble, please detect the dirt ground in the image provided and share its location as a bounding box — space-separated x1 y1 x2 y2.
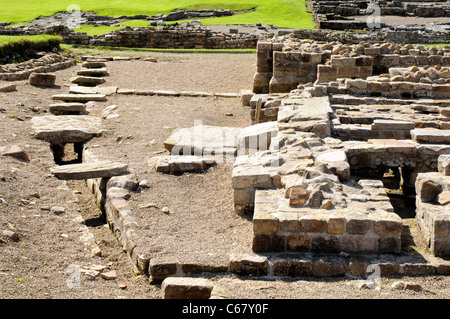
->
1 49 450 301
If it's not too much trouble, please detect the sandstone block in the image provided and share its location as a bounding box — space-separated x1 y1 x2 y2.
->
162 277 214 299
29 72 56 87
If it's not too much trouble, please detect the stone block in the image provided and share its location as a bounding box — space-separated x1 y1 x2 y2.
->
300 216 327 233
51 161 128 180
289 186 308 206
232 165 272 189
229 254 268 276
279 213 301 232
272 258 313 277
411 129 450 144
378 237 401 253
287 235 310 251
312 257 346 277
252 233 285 252
253 207 279 233
29 72 56 87
327 217 345 234
162 277 214 299
340 236 378 253
240 90 253 106
346 217 373 235
374 219 403 237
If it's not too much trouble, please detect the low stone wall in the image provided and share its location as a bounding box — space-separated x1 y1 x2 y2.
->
62 26 260 50
416 158 450 256
0 52 77 81
253 38 450 94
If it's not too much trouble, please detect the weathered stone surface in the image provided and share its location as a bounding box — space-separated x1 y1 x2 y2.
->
77 68 108 77
232 165 272 189
82 61 107 68
162 277 214 299
29 72 56 87
69 86 98 94
51 161 128 180
315 150 350 181
107 173 139 191
165 125 242 156
237 121 278 152
272 258 314 277
48 102 86 115
229 253 268 276
289 186 308 206
52 93 107 102
1 145 30 162
411 129 450 144
0 83 16 92
31 115 103 144
371 119 415 131
152 155 217 173
417 178 443 203
70 76 106 86
438 154 450 176
97 86 118 96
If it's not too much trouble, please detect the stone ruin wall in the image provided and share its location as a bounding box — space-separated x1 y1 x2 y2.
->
0 25 260 50
309 0 450 30
241 35 450 257
253 39 450 95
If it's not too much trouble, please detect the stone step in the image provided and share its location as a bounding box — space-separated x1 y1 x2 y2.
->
331 95 450 107
70 76 106 87
69 86 98 95
51 161 128 180
371 119 416 131
411 128 450 144
52 93 107 103
76 68 108 77
31 115 104 145
81 61 107 69
48 102 86 115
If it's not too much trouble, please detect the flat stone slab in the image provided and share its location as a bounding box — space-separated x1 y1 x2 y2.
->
48 102 86 115
97 86 118 96
31 115 104 144
69 86 98 94
51 161 128 180
0 84 16 92
154 90 181 97
82 61 107 69
76 68 108 77
161 277 214 299
152 155 217 173
371 119 416 131
52 93 107 102
70 76 106 86
164 125 242 156
411 129 450 144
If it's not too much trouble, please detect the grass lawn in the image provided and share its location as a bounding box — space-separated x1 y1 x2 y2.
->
0 0 314 29
0 34 60 46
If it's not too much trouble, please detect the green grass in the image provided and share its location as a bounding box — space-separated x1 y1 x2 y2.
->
0 0 314 29
0 34 60 46
0 35 61 62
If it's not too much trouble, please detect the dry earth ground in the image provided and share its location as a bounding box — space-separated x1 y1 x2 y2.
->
1 50 450 300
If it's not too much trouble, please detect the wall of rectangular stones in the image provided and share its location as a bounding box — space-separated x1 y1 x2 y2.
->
415 168 450 257
252 191 402 254
269 51 323 93
317 55 373 82
65 28 259 50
